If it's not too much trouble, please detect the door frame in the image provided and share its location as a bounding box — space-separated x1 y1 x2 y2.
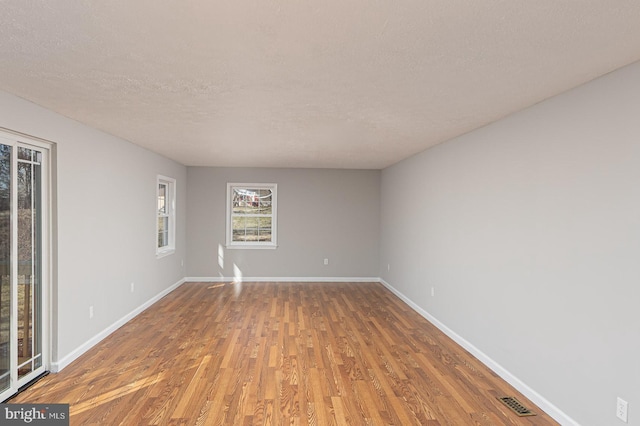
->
0 128 52 402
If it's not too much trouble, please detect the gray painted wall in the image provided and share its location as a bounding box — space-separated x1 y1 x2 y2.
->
187 167 380 279
380 61 640 425
0 91 187 366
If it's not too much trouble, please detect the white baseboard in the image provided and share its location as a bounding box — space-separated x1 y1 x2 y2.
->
378 278 578 426
184 276 380 283
51 278 186 372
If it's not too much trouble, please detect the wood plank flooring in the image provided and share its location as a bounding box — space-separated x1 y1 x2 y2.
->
10 282 559 425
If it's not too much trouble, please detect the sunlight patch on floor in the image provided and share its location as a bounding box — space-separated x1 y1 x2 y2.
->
71 371 167 415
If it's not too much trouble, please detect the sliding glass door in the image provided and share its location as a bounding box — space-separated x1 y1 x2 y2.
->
0 134 49 401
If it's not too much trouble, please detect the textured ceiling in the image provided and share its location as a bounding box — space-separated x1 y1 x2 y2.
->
1 1 640 169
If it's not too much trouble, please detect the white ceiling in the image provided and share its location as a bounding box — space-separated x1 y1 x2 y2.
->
1 1 640 169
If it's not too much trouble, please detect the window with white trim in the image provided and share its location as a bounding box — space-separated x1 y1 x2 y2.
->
226 183 277 249
157 175 176 256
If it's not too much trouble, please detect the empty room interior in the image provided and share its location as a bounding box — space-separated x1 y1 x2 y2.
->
1 2 639 425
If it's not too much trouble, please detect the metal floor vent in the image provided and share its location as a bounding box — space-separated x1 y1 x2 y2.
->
497 396 536 417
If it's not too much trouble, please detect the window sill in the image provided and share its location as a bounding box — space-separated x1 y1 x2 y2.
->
225 244 278 250
156 248 175 258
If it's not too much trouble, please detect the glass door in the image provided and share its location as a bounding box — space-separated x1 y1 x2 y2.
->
0 135 49 401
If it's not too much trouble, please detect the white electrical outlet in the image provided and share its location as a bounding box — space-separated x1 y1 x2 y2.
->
617 397 628 423
130 282 135 293
387 264 390 271
323 258 329 266
89 306 94 319
431 287 435 297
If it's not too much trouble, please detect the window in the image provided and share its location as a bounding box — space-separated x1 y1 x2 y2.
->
157 175 176 256
226 183 277 249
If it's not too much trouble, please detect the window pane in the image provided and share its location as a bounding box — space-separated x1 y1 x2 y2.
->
232 189 242 214
258 189 272 214
257 217 272 242
17 163 33 274
158 184 167 215
157 216 168 248
232 216 272 242
17 147 33 161
232 188 248 214
233 188 263 215
232 216 247 241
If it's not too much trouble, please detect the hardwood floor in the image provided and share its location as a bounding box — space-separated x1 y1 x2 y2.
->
10 282 559 425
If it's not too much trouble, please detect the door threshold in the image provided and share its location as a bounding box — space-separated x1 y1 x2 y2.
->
2 371 50 403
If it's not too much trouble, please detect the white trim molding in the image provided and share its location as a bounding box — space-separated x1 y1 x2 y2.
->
185 276 380 283
378 279 579 426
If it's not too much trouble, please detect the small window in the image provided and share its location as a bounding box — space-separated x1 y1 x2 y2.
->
157 176 176 257
226 183 277 249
